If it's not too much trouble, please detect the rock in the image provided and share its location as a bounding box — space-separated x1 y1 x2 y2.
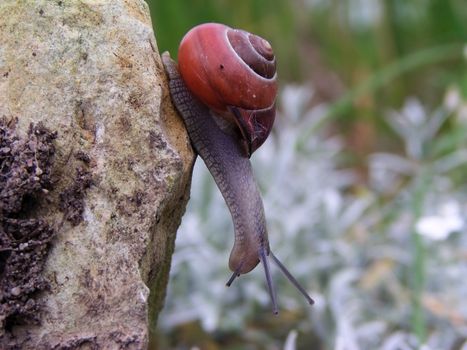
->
0 0 194 348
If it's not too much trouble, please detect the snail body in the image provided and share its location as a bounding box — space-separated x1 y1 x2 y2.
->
162 23 313 314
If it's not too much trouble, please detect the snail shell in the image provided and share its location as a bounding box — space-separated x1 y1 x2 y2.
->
177 23 277 155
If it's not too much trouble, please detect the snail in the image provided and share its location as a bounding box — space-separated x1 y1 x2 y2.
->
162 23 314 314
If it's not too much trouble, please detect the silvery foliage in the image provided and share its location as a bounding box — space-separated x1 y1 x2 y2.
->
366 92 467 350
159 85 467 350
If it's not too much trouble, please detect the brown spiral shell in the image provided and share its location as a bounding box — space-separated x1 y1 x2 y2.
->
177 23 277 154
178 23 277 111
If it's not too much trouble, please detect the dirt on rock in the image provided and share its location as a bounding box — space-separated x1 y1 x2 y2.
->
0 119 56 344
59 166 93 226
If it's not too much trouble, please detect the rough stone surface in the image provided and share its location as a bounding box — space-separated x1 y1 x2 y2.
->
0 0 194 349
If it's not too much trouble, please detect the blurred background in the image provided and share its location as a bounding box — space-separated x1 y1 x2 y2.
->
147 0 467 349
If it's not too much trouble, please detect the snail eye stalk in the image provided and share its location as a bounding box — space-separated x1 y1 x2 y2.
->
259 248 278 314
269 252 315 305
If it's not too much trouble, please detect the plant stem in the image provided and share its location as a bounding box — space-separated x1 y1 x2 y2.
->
410 168 429 345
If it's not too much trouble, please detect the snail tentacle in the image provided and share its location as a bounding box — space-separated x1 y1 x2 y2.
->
259 247 278 315
270 252 315 305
